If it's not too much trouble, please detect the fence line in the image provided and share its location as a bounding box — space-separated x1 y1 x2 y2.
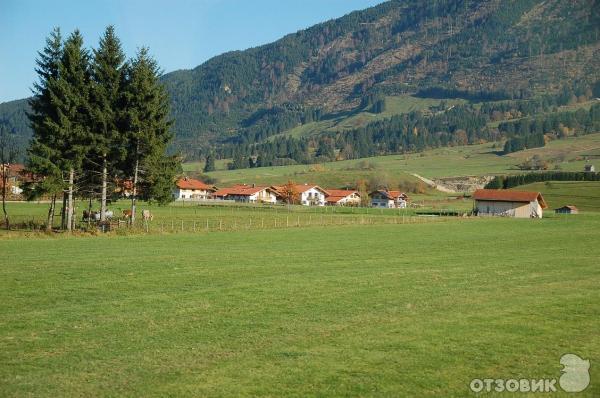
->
3 205 470 234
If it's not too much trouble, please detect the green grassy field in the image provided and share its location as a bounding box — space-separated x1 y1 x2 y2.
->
1 216 599 397
512 181 600 212
183 134 600 188
2 200 449 234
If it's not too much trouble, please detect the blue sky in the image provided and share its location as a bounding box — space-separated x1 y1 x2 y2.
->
0 0 384 103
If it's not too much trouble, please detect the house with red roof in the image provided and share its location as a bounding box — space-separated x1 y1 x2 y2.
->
370 190 409 208
473 189 547 218
1 163 26 195
212 184 278 204
325 189 361 206
271 184 329 206
173 177 216 200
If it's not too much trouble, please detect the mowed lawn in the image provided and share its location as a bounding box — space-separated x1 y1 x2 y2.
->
1 217 599 397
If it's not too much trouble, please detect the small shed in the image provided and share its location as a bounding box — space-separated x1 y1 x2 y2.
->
584 164 595 172
555 205 579 214
473 189 547 218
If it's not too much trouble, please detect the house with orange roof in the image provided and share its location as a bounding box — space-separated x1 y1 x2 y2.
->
173 177 216 200
370 190 408 208
325 189 361 206
473 189 547 218
213 184 278 204
277 184 328 206
1 163 26 195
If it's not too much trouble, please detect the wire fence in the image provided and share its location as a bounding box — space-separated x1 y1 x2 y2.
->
2 209 461 234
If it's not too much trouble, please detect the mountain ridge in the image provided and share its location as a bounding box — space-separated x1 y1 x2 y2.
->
2 0 599 161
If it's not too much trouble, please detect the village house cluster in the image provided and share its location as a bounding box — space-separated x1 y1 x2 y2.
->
3 164 584 218
172 177 408 208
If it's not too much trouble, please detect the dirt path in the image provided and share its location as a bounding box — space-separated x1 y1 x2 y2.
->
411 173 457 193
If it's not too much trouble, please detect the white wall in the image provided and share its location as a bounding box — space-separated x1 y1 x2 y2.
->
476 200 543 218
300 187 326 206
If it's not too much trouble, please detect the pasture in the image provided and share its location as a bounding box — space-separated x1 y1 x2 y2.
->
184 134 600 186
1 200 453 235
1 215 599 396
511 181 600 212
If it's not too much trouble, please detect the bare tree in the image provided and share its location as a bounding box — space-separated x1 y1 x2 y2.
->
0 127 20 229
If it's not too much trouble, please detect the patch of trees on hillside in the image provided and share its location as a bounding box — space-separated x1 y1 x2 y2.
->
485 171 600 189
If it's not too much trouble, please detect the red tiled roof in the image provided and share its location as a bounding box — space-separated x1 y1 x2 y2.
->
293 184 329 194
325 189 360 203
176 178 213 190
473 189 547 208
1 163 25 178
213 184 272 197
370 190 407 200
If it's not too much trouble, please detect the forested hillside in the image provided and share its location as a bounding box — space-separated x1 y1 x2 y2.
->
1 0 599 163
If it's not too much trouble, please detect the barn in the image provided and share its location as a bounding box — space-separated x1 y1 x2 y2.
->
473 189 547 218
555 205 579 214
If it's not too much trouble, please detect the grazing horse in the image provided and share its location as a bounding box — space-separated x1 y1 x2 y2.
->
122 209 133 219
142 210 153 221
93 210 114 221
83 210 98 221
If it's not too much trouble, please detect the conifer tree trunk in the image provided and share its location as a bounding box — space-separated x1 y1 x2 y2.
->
87 196 93 227
1 173 8 230
61 191 67 230
46 194 56 231
100 155 108 222
131 151 139 225
71 197 77 231
67 168 74 232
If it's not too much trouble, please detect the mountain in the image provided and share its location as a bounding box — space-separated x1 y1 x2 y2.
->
2 0 599 161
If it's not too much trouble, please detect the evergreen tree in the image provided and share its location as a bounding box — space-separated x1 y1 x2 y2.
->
90 26 126 222
26 27 65 230
51 30 93 231
204 152 216 172
121 47 176 223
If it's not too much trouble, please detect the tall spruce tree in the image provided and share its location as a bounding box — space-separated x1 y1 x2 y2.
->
121 47 176 223
50 30 92 231
204 152 215 172
27 27 66 230
90 26 126 222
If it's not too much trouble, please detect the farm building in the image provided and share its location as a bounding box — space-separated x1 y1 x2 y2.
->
325 189 361 206
584 164 595 172
473 189 547 218
370 190 409 208
173 177 215 200
213 184 278 204
555 205 579 214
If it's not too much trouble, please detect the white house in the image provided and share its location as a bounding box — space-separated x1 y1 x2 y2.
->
370 190 409 208
473 189 547 218
173 177 215 200
325 189 361 206
292 184 328 206
213 185 278 204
